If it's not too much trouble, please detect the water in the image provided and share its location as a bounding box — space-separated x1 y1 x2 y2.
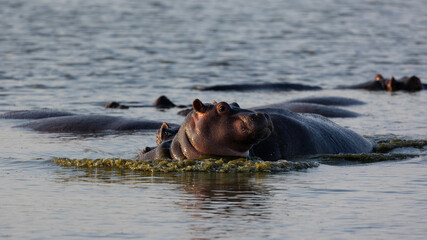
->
1 0 426 239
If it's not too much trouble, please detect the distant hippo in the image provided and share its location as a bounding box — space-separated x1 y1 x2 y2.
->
137 99 372 161
177 96 364 118
193 82 322 91
285 96 365 106
104 95 188 109
1 110 178 133
338 74 425 92
252 102 360 118
16 115 177 133
104 95 362 118
0 110 74 119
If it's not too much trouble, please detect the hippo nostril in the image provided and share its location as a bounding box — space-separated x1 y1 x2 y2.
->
251 113 264 120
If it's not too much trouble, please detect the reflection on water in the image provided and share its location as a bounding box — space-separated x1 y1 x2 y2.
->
54 167 272 202
53 167 276 237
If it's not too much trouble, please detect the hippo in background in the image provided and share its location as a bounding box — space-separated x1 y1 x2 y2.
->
193 82 322 91
193 74 424 92
0 95 185 133
338 74 425 92
0 97 181 133
104 95 188 109
1 96 362 133
137 99 372 161
13 115 176 133
104 95 364 118
177 96 364 118
0 110 74 119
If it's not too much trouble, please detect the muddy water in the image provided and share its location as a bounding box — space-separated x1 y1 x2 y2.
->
1 0 426 239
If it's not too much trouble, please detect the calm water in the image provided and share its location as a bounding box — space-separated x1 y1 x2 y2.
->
1 0 427 239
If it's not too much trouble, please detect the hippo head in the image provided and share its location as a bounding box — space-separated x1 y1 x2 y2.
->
378 75 422 92
374 74 384 81
176 99 273 159
401 76 422 91
153 95 176 108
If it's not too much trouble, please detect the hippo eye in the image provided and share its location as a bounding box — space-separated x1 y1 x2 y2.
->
217 103 230 114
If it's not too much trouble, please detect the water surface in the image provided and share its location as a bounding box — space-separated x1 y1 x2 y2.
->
1 0 426 239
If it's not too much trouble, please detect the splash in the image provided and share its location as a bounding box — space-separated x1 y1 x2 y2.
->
52 157 319 173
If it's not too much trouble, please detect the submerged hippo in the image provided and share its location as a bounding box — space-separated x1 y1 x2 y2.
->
177 96 364 118
194 82 322 91
137 99 372 161
0 110 74 119
252 102 360 118
285 96 365 106
338 74 425 92
105 95 188 109
1 110 177 133
16 115 176 133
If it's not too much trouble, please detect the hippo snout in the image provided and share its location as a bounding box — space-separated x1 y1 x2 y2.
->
244 112 273 140
251 112 271 124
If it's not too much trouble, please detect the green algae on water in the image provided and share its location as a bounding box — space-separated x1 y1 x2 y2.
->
373 139 427 153
52 157 319 173
52 139 426 172
316 153 418 164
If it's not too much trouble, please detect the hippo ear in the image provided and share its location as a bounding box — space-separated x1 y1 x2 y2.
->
386 77 397 91
230 102 240 108
375 74 384 81
156 123 169 145
211 100 217 104
192 99 206 113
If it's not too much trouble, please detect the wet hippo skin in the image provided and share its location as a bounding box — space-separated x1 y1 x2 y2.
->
0 110 75 119
137 99 372 161
177 96 364 118
338 74 424 91
252 102 360 118
285 96 365 106
5 113 178 133
104 95 188 109
194 82 322 91
104 95 363 118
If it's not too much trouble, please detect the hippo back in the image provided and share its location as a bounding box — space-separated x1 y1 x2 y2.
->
252 109 372 160
0 110 74 119
16 115 169 133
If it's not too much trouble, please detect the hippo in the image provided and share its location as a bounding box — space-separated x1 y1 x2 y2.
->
104 95 188 109
0 110 178 133
338 74 425 91
137 99 372 161
285 96 365 106
104 95 363 118
14 115 178 133
193 82 322 91
0 110 74 119
104 102 130 109
1 95 187 133
177 96 363 118
252 102 360 118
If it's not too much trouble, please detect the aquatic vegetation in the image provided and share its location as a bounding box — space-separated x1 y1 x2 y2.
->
316 153 418 164
53 139 426 172
373 139 427 153
52 157 319 173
